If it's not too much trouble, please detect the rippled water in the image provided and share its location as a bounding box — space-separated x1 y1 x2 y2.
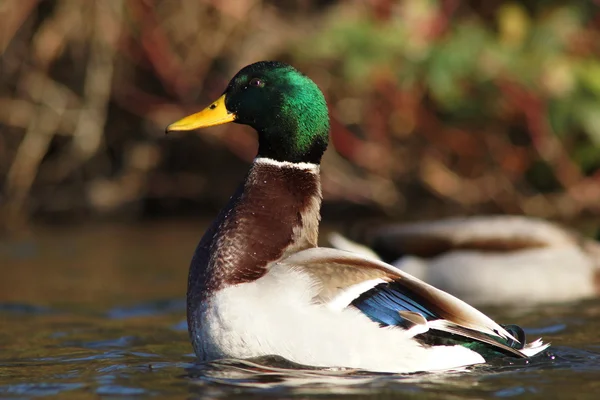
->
1 222 599 399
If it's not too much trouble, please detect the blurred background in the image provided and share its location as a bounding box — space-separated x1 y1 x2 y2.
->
2 0 600 231
2 0 600 301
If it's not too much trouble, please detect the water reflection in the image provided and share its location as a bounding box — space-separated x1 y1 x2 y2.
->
0 222 599 398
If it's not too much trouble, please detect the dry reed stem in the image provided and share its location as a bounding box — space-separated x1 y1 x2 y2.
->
0 0 38 55
52 0 124 180
2 72 72 227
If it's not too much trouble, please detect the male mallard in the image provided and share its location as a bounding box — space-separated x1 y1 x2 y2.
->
330 216 600 306
166 61 548 373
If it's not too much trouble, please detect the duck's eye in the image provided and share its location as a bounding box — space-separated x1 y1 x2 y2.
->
248 78 264 87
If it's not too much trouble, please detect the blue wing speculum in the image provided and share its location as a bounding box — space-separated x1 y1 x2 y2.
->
350 281 530 356
351 281 439 328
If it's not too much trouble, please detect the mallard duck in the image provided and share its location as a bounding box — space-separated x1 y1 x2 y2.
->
166 61 548 373
330 216 600 306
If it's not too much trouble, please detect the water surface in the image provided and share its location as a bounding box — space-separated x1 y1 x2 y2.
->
1 222 599 398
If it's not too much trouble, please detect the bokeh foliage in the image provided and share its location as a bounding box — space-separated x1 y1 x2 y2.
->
1 0 600 229
297 0 600 218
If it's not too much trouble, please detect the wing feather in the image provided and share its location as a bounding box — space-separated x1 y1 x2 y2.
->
279 247 518 343
279 247 550 359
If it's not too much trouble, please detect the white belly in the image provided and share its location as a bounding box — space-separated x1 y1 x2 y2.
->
191 266 485 373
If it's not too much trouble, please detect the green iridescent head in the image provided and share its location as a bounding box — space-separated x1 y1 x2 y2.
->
167 61 330 164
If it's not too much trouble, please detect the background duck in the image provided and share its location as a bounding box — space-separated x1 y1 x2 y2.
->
330 215 600 306
166 61 548 374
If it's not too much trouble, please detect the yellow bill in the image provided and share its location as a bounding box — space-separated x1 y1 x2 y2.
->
166 94 235 132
